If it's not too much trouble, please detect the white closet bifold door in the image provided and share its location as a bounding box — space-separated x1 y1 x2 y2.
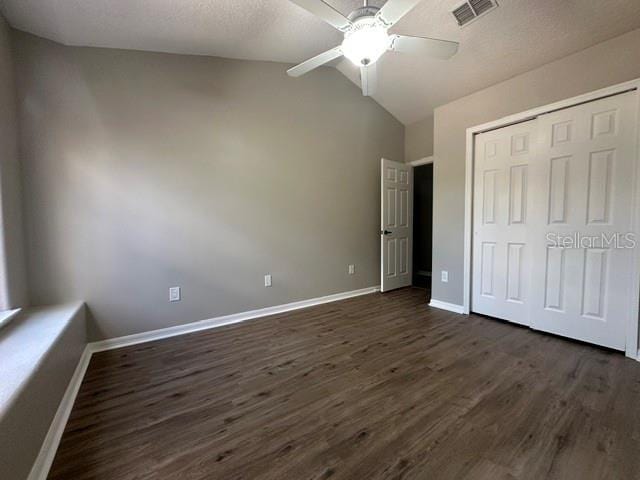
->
472 91 638 350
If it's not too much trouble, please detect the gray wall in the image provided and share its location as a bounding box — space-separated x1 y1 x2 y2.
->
0 15 26 309
404 115 433 162
431 28 640 306
13 31 404 339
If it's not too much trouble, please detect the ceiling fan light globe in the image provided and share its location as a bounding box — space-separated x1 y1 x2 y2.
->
341 22 390 67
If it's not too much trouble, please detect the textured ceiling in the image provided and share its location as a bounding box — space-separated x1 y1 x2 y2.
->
2 0 640 124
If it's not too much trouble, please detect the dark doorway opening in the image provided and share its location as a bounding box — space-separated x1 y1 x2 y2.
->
412 164 433 296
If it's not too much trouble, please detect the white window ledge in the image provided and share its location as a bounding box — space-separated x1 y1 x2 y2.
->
0 308 21 330
0 302 84 419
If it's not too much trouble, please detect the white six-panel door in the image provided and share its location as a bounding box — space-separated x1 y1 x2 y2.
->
472 119 538 326
381 158 413 292
472 91 638 350
528 92 638 350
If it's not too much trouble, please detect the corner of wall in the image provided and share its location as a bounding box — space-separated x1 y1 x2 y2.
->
0 14 29 309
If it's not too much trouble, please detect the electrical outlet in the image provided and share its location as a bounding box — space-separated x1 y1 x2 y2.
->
348 264 355 275
169 286 181 302
441 271 449 283
264 274 272 287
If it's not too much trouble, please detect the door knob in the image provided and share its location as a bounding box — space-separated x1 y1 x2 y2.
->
381 230 392 235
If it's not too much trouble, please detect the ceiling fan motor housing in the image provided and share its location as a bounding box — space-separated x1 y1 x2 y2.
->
347 6 380 22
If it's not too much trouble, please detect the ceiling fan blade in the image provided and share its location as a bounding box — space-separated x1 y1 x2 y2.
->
287 46 343 77
375 0 423 27
389 34 459 59
360 63 377 97
289 0 352 31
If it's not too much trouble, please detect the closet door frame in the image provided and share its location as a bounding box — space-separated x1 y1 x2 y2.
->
462 78 640 360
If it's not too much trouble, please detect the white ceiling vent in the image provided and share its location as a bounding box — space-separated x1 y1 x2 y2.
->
452 0 498 27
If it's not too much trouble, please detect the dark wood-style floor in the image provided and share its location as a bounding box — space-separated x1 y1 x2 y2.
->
49 288 640 480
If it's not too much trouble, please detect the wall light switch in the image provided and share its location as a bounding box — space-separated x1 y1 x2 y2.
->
169 286 181 302
264 274 272 287
441 271 449 283
348 264 355 275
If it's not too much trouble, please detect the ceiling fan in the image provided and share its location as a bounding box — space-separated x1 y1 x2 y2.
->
287 0 459 96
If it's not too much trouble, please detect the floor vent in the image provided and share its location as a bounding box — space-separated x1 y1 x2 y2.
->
452 0 498 26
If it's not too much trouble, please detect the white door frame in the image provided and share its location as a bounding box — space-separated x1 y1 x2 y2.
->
462 78 640 360
410 156 434 167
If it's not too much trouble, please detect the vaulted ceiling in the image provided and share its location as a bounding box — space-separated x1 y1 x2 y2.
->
2 0 640 124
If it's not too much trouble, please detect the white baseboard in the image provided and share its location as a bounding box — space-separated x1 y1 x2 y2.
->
27 345 93 480
26 285 380 480
428 299 465 314
91 286 380 352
